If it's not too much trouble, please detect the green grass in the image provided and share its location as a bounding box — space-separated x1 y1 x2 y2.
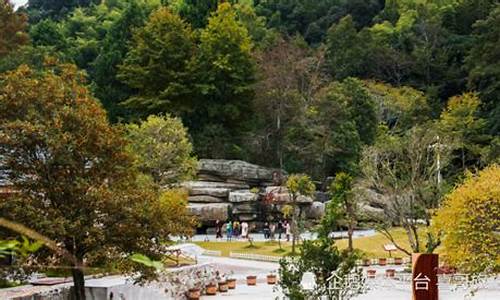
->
195 228 418 259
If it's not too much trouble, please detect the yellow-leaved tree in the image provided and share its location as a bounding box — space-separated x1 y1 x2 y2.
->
433 164 500 273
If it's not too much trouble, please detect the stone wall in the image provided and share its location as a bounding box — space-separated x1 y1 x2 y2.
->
184 159 326 228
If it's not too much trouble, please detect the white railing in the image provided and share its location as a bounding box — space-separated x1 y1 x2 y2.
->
229 252 281 262
203 250 222 256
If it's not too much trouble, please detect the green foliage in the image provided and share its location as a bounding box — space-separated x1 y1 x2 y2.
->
129 253 164 271
0 237 42 258
0 0 28 58
278 237 360 299
191 2 256 158
27 0 101 21
118 6 195 118
126 114 197 185
433 164 500 273
0 63 195 296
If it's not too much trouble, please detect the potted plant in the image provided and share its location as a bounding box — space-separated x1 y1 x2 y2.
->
226 271 237 289
378 257 387 266
385 269 396 278
367 269 376 278
187 288 201 300
246 275 257 286
394 257 403 265
266 271 277 285
205 282 217 296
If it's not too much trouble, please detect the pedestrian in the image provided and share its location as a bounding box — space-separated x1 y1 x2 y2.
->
241 221 248 239
233 220 240 238
263 222 270 239
215 219 223 240
226 221 233 242
284 220 291 242
270 222 276 241
277 219 283 240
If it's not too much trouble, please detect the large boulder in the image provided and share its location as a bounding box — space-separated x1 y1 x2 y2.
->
181 181 249 191
264 186 313 203
188 203 231 221
189 187 230 198
198 159 281 185
188 195 225 203
305 201 325 219
232 203 257 214
228 190 259 203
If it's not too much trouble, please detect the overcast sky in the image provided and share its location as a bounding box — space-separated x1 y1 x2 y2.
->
11 0 28 8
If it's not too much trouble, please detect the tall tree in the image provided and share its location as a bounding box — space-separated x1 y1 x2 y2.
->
0 63 195 300
0 0 28 58
27 0 101 22
191 2 256 158
118 6 195 119
465 4 500 134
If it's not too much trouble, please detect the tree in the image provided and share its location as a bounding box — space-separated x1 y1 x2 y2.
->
0 0 28 58
0 63 195 300
433 164 500 273
328 172 358 252
126 114 197 186
27 0 100 21
465 4 500 134
191 2 256 158
286 174 315 255
360 124 450 255
439 93 489 172
118 7 195 119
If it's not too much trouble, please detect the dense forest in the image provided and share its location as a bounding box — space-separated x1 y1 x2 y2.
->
1 0 499 184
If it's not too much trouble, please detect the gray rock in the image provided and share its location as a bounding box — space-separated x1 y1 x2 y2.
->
188 203 231 221
181 181 249 190
189 187 230 198
228 190 259 203
263 186 312 203
188 195 225 203
315 191 330 203
232 203 257 214
305 201 325 219
237 214 258 221
198 159 281 184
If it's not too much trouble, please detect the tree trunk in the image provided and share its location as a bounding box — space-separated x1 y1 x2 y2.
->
72 265 86 300
347 223 354 252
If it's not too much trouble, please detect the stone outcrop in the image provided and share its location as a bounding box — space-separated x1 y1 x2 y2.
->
184 159 324 227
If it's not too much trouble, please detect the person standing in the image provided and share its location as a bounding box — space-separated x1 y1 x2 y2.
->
226 221 233 242
263 222 270 239
233 220 240 238
284 220 291 242
277 220 283 240
241 221 248 239
270 223 276 241
215 219 223 240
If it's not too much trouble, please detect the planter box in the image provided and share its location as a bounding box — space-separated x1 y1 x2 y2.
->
267 275 277 285
394 257 403 265
367 269 376 279
205 284 217 296
362 259 371 266
187 288 201 300
246 275 257 286
385 269 396 278
378 258 387 266
218 281 228 293
227 278 237 289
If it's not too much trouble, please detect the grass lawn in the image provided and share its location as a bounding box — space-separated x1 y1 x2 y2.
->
195 228 419 259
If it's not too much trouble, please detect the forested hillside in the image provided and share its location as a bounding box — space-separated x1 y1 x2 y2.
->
1 0 498 184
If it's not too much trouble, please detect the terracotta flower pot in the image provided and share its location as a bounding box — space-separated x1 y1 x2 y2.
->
266 274 277 285
205 284 217 296
362 259 371 266
227 278 237 289
246 275 257 286
385 269 396 278
218 281 228 293
394 257 403 265
367 269 377 278
379 258 387 266
187 288 201 300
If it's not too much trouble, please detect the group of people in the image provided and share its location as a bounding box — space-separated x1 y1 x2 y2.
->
214 219 291 242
